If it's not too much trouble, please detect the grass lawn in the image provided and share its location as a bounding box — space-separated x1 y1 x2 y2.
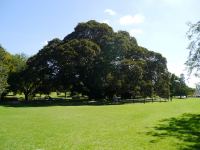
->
0 98 200 150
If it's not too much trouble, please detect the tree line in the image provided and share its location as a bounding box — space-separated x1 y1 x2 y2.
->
0 20 194 101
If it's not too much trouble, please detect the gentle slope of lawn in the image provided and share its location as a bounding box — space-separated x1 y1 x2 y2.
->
0 98 200 150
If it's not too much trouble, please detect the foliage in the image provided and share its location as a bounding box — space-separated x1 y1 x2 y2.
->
0 45 12 99
26 20 169 100
7 53 34 101
6 20 171 100
10 53 27 72
8 67 39 101
0 64 8 97
169 73 194 97
185 21 200 75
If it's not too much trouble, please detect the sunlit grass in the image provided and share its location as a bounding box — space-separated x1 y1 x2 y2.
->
0 98 200 150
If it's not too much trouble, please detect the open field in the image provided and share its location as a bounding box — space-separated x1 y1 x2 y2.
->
0 98 200 150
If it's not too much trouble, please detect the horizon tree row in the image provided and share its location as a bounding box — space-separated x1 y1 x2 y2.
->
0 20 194 101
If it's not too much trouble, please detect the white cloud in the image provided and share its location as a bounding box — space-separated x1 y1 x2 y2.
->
119 14 145 25
104 9 116 16
129 29 143 36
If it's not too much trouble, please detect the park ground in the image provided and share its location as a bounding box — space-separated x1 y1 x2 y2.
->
0 98 200 150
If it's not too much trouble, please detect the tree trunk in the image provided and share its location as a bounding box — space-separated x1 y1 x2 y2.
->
0 92 7 101
24 93 29 101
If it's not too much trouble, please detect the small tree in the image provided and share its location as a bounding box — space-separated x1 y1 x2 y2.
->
8 68 39 101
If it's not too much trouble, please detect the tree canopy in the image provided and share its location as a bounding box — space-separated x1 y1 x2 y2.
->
14 20 169 100
3 20 191 101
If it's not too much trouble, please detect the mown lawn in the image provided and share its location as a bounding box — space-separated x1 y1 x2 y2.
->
0 98 200 150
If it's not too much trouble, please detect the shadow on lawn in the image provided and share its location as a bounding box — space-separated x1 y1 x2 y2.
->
0 97 169 107
148 113 200 150
0 99 126 107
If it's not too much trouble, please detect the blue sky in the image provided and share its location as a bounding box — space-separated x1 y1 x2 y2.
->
0 0 199 87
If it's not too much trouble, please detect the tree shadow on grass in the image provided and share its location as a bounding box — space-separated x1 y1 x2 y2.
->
148 113 200 150
0 97 168 107
0 99 127 107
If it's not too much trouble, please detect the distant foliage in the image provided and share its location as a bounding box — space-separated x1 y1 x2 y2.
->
170 73 194 98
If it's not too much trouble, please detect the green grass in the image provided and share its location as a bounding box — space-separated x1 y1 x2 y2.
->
0 98 200 150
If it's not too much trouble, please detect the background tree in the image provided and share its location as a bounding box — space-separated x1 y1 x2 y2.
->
0 63 8 100
7 53 28 95
7 54 38 101
186 21 200 75
169 73 193 98
0 45 13 100
8 68 39 101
